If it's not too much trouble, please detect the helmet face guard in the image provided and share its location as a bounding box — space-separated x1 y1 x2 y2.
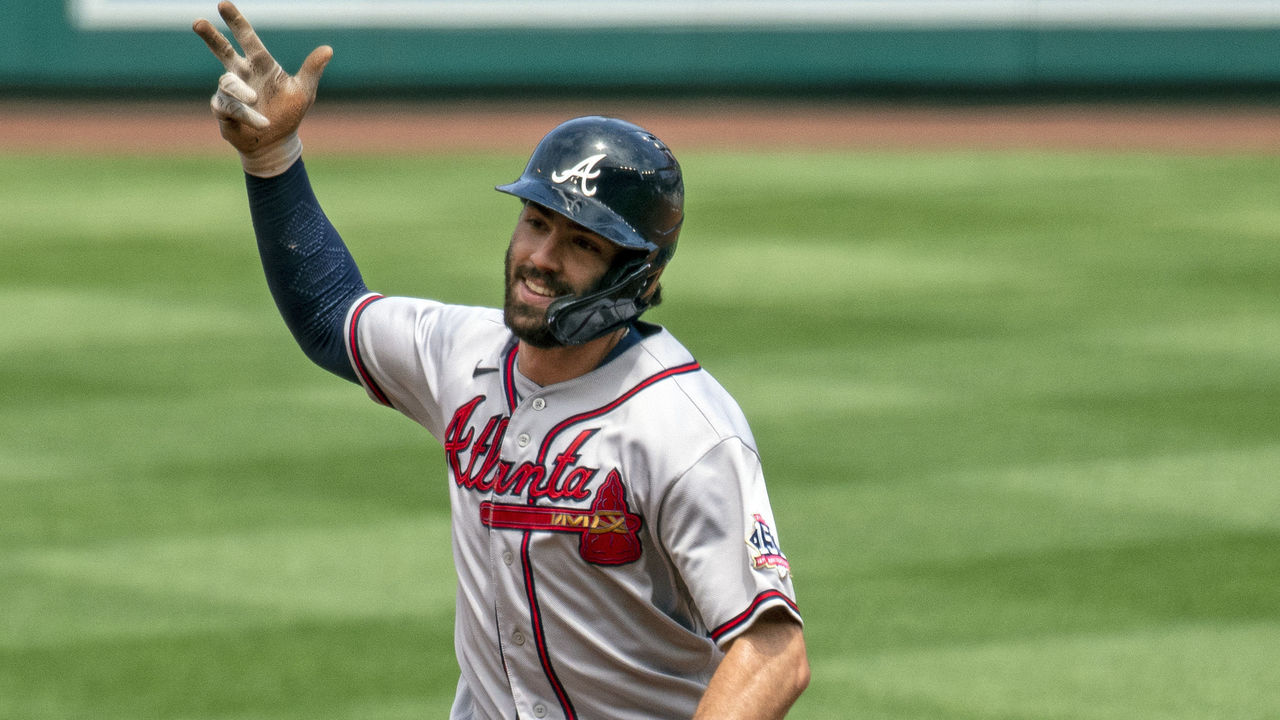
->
544 254 656 346
497 116 683 345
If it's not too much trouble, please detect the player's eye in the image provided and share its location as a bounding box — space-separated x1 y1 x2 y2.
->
573 236 602 254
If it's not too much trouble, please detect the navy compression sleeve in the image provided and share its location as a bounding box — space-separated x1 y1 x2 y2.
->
245 159 368 383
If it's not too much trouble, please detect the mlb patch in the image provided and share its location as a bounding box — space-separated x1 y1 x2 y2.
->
746 513 790 579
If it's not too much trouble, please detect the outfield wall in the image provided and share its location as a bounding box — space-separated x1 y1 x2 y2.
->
5 1 1280 94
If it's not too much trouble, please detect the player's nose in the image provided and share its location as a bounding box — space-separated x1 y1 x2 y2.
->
527 232 566 273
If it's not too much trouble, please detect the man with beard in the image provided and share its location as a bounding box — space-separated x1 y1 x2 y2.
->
194 3 807 718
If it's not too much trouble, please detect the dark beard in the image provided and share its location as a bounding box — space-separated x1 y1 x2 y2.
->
503 247 571 349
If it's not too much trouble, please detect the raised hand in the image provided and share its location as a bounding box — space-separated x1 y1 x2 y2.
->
193 2 332 172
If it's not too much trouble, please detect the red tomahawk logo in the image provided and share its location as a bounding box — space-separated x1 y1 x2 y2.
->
480 470 643 565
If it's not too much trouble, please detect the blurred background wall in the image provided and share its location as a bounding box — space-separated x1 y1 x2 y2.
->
4 1 1280 99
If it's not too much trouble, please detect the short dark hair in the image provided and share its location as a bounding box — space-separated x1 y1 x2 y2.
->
647 283 663 308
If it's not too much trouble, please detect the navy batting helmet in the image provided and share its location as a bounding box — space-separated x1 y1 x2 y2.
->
496 116 683 345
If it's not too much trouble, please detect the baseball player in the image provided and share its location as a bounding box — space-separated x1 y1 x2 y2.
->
193 3 807 718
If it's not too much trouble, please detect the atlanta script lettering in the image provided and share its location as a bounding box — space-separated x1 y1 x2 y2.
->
443 395 597 501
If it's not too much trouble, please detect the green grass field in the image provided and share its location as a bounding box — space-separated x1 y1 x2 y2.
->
2 145 1278 719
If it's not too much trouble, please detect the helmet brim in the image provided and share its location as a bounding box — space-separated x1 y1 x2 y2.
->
496 177 656 255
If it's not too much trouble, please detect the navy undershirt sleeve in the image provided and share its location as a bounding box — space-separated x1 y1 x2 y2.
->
245 159 368 383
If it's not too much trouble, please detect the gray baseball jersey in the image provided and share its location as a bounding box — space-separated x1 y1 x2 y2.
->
344 293 800 720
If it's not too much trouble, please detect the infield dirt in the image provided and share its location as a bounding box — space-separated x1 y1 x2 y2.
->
3 98 1278 154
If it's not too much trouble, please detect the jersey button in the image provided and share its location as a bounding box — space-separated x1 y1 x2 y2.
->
533 703 547 718
502 551 513 566
532 398 546 411
512 631 526 646
517 433 531 447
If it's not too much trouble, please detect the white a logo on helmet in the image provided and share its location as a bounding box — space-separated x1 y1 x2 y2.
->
551 153 607 197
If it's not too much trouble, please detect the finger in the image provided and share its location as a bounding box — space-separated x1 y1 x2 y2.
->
218 72 258 104
211 91 270 129
218 1 276 70
192 18 244 73
295 45 334 93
